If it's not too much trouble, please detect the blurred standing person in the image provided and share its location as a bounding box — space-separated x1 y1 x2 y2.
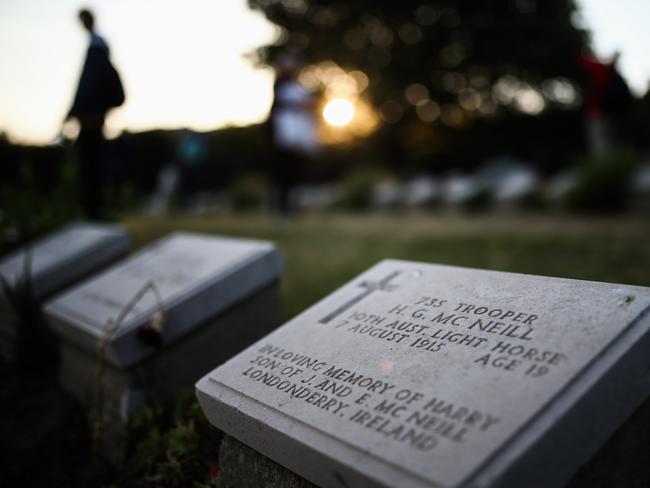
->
177 130 208 199
269 55 317 215
579 50 613 155
66 9 125 219
578 50 630 155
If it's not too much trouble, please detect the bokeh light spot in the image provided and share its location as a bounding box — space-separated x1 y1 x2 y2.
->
416 99 440 122
405 83 430 105
379 100 404 124
323 98 355 126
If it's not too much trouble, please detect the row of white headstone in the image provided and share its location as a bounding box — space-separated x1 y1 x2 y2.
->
1 222 649 488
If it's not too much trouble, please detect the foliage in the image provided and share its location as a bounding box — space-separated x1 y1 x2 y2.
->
0 249 58 370
249 0 588 107
0 158 80 254
338 167 381 210
120 390 221 488
229 173 267 211
565 148 640 213
246 0 594 173
0 251 34 328
461 186 492 212
105 180 139 219
518 187 549 211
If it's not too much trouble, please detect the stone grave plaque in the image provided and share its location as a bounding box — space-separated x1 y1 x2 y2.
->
0 222 130 361
197 260 650 488
0 222 130 301
44 232 283 461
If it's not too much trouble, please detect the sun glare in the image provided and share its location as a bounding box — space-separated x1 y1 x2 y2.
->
323 98 355 126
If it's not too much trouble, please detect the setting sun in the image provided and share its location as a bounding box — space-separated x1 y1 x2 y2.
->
323 98 355 127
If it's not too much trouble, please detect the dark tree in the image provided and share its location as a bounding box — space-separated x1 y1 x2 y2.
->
249 0 588 117
249 0 593 174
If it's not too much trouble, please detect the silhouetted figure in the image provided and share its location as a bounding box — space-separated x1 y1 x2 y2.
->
66 9 124 219
268 55 316 215
177 130 208 197
579 51 631 154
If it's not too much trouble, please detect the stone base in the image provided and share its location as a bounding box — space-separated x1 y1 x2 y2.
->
215 395 650 488
567 394 650 488
217 434 315 488
59 282 281 464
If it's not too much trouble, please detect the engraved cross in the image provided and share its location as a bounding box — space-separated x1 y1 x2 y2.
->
319 270 401 324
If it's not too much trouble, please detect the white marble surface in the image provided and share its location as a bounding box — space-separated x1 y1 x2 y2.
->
197 260 650 488
44 232 282 368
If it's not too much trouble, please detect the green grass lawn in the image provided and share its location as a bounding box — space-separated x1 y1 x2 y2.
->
123 212 650 322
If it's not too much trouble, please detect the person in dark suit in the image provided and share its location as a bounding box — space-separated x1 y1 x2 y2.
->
66 9 124 219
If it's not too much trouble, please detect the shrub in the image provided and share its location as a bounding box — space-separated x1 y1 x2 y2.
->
228 174 266 211
565 149 640 213
0 159 79 254
338 167 381 211
461 187 493 213
124 390 221 487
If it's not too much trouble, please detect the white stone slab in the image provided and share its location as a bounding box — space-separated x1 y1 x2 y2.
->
0 222 130 301
44 232 282 369
197 260 650 488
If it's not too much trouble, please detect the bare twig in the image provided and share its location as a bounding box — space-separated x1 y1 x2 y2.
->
93 279 166 455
